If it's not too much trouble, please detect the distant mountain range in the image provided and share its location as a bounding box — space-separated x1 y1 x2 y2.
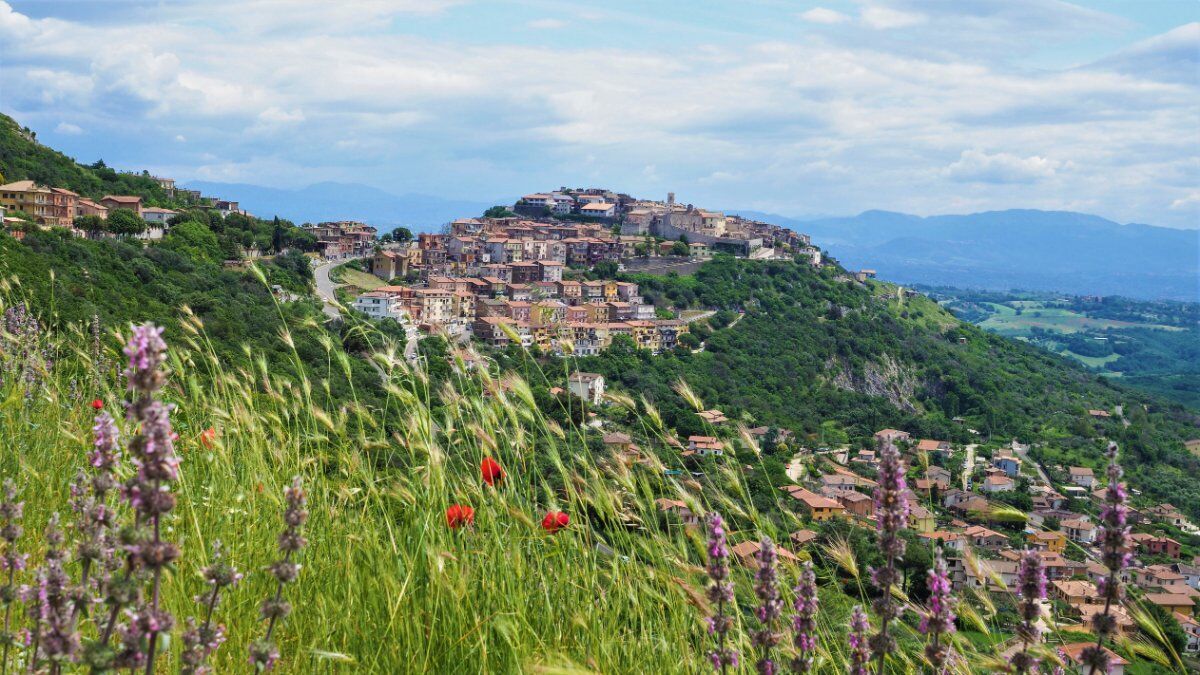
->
184 180 501 231
732 209 1199 302
184 180 1197 301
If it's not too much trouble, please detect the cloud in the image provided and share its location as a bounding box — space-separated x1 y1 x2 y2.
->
0 1 1195 228
54 122 83 135
527 18 566 30
1170 191 1200 210
798 8 850 25
860 5 925 30
943 150 1064 184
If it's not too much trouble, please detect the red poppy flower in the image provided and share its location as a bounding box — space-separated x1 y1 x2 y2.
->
541 511 569 533
446 504 475 529
480 457 505 487
199 427 217 448
90 399 103 410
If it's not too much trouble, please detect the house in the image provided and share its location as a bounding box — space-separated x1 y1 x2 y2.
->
1173 562 1200 590
1027 530 1067 554
783 487 844 521
1177 612 1200 654
655 498 701 527
1051 580 1098 607
1067 467 1095 488
140 206 177 226
686 436 724 457
1185 439 1200 457
915 439 950 453
980 475 1015 493
993 454 1022 478
729 540 800 570
566 372 605 405
1059 643 1127 675
1131 533 1182 559
1061 517 1097 545
963 525 1008 550
832 489 873 518
603 432 638 456
99 195 144 217
1075 604 1137 637
909 504 937 533
579 202 616 219
371 250 410 281
926 466 952 484
696 409 728 425
789 530 819 548
1087 409 1112 419
873 429 910 445
1147 504 1193 529
1145 593 1194 617
0 180 76 227
919 531 965 553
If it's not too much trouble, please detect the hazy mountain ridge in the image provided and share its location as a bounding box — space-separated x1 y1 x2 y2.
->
183 180 499 230
733 208 1199 301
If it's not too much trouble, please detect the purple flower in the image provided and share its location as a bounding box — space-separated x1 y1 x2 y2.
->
868 441 907 665
252 478 308 671
1013 548 1045 673
847 605 870 675
26 514 79 669
750 538 782 675
919 550 956 673
1083 442 1130 675
703 513 738 672
791 561 819 674
0 479 25 668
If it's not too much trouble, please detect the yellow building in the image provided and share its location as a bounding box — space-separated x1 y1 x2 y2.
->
0 181 76 227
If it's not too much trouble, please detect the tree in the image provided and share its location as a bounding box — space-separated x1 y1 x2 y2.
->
75 215 106 238
160 220 221 264
483 206 516 219
105 208 146 238
391 227 413 242
671 241 689 256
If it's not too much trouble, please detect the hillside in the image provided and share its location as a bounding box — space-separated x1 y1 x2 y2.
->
0 113 178 206
734 208 1200 301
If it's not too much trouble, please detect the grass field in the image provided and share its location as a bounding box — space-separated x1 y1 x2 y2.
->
976 302 1165 335
332 265 386 291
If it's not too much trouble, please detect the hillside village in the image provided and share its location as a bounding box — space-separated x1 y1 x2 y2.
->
342 188 824 354
596 394 1200 659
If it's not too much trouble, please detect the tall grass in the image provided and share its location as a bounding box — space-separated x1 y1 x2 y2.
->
0 287 1183 673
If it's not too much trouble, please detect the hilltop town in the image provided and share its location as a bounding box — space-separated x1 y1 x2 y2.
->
334 188 824 354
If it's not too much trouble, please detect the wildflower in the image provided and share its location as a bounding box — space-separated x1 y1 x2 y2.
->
446 505 475 529
919 550 956 673
181 541 240 675
1084 442 1130 675
251 477 307 671
480 457 505 487
791 561 819 674
27 513 79 670
847 605 870 675
704 513 738 672
1013 548 1046 674
0 480 23 669
199 427 217 449
91 399 104 410
541 511 569 533
750 538 783 675
868 441 908 669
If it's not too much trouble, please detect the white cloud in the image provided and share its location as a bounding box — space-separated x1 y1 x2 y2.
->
527 18 566 30
54 122 82 135
1169 191 1200 210
798 8 850 25
0 1 1195 228
943 150 1064 184
860 5 925 30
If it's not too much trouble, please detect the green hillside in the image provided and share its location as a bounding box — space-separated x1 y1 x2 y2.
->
0 112 177 205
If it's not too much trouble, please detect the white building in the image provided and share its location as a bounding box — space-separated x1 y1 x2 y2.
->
567 372 605 405
352 291 407 321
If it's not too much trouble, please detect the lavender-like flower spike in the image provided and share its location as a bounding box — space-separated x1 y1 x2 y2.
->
90 411 121 496
251 478 308 672
868 441 908 668
703 513 738 673
750 538 782 675
1013 548 1046 674
27 514 79 670
791 561 819 674
847 605 870 675
1083 442 1130 675
182 542 241 675
0 480 23 672
919 550 956 673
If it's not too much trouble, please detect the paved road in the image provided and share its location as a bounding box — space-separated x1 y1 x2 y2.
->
313 258 353 318
963 444 977 491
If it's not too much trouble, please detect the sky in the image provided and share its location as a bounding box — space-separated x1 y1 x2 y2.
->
1 0 1198 228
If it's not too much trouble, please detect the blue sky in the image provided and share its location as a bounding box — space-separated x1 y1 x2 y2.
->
1 0 1197 227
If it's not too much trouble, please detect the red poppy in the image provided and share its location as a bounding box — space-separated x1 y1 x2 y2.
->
90 399 103 410
541 511 569 533
446 504 475 529
480 457 505 487
199 427 217 448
